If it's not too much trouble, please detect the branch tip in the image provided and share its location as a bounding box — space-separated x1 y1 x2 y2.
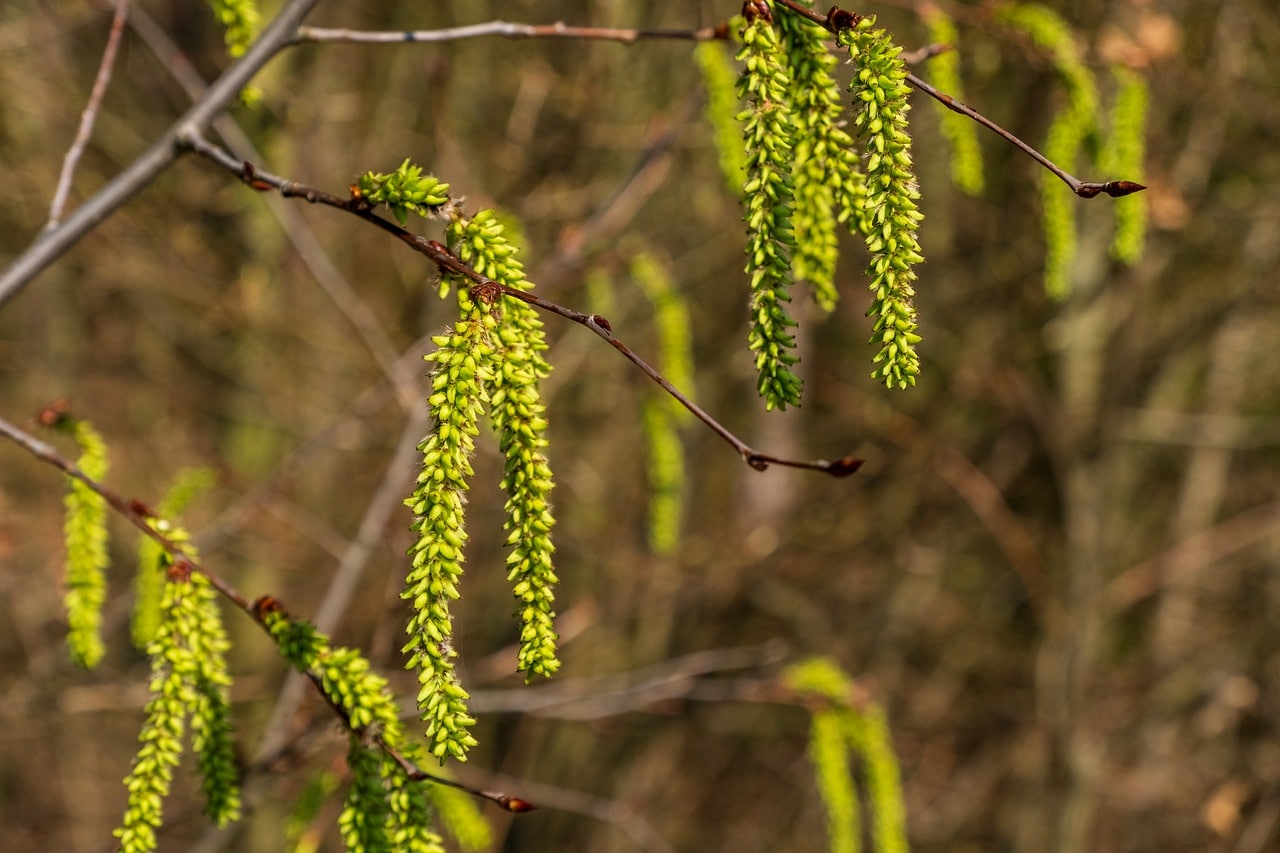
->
1076 179 1147 199
824 456 865 477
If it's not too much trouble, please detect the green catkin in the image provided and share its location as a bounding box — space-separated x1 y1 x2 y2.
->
207 0 259 58
385 746 449 853
787 658 909 853
1106 65 1149 263
261 612 443 848
738 10 804 409
842 17 925 389
133 468 215 650
339 737 391 853
998 4 1099 299
115 571 239 852
447 210 560 682
185 571 241 827
632 252 692 556
403 311 488 760
922 7 985 195
63 418 109 669
844 706 908 853
809 709 861 853
695 39 750 194
777 1 868 311
356 160 451 227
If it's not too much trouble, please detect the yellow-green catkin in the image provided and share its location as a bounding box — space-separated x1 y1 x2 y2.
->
696 39 749 194
738 10 804 409
844 706 908 853
999 4 1098 300
632 253 693 556
810 709 861 853
1106 65 1149 263
842 17 925 389
63 419 109 668
922 7 984 195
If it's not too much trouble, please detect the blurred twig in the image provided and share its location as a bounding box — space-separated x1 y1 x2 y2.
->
463 641 789 719
45 0 130 230
0 0 324 308
294 20 724 45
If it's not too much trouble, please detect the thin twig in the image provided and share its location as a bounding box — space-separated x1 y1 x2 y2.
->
252 404 430 766
0 410 531 813
770 0 1147 198
46 0 131 230
294 20 724 46
178 133 865 478
905 71 1145 198
464 641 789 719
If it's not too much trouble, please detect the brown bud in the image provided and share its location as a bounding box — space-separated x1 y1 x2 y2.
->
826 7 861 31
502 796 538 813
252 595 286 621
825 456 865 478
37 399 69 427
166 558 193 583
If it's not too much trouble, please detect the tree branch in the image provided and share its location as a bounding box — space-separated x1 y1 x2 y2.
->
294 20 725 45
45 0 131 230
179 133 865 478
0 0 324 309
0 409 534 814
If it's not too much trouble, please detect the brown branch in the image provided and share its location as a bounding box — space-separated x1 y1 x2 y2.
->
46 0 131 230
905 71 1145 199
177 132 864 478
0 409 532 814
293 20 725 46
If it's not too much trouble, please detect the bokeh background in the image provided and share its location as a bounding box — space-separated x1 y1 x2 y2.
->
2 1 1278 851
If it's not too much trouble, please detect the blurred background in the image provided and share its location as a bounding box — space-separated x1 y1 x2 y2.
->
2 1 1278 851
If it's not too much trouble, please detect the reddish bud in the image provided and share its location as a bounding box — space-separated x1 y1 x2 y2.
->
1104 180 1148 197
252 595 286 620
502 797 537 813
128 499 156 518
590 314 612 332
37 399 69 427
825 456 864 478
826 7 861 31
743 0 772 24
166 558 193 583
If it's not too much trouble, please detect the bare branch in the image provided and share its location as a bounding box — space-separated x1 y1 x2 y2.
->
0 409 533 813
46 0 131 230
180 134 865 478
294 20 724 46
0 0 324 309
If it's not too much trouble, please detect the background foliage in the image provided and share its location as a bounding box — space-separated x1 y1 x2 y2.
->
2 1 1279 851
